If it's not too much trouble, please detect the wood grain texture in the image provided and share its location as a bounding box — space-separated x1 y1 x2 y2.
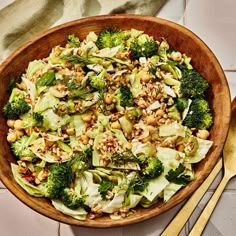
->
0 14 231 228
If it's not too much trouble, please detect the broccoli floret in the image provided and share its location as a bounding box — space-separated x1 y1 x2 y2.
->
183 98 213 129
179 69 209 97
142 157 164 179
60 188 85 209
22 112 44 128
175 97 189 112
89 69 107 91
125 107 142 120
3 98 31 119
130 34 158 60
32 112 44 123
115 85 134 108
66 34 80 48
191 98 210 113
45 150 92 199
3 88 31 119
96 28 129 49
11 135 35 159
45 163 72 199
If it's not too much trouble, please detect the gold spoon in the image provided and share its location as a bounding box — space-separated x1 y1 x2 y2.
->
161 98 236 236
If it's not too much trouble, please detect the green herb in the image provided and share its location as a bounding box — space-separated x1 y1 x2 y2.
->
66 79 89 99
36 70 56 86
60 54 93 65
98 178 116 200
111 149 137 165
129 177 148 193
166 164 191 185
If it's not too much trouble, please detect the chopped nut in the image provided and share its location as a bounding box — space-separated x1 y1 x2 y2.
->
80 134 89 145
146 115 157 125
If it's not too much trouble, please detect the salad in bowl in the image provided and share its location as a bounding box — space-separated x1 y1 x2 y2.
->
3 27 214 221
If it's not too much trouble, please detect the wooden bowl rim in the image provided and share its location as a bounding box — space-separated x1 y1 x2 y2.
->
0 14 231 228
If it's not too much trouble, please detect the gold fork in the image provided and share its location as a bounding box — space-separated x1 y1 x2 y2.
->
161 98 236 235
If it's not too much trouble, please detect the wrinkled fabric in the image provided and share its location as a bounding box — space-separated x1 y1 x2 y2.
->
0 0 166 62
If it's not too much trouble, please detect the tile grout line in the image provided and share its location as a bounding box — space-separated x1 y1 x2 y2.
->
224 69 236 72
58 222 61 236
183 0 187 26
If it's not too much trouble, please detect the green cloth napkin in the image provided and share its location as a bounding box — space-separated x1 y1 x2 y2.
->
0 0 166 63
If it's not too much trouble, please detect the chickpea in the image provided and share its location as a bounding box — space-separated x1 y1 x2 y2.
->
66 128 75 136
141 73 151 83
196 130 210 140
7 119 15 128
170 51 182 62
111 121 121 129
146 115 157 125
14 119 23 130
105 94 113 104
155 109 165 117
15 129 24 138
82 113 92 123
7 132 17 143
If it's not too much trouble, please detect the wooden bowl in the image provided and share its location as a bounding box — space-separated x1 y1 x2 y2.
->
0 14 231 228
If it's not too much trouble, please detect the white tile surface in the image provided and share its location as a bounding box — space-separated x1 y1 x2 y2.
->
0 0 14 10
184 0 236 70
60 224 123 236
0 189 59 236
226 71 236 99
156 0 185 24
0 181 6 188
188 192 236 236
